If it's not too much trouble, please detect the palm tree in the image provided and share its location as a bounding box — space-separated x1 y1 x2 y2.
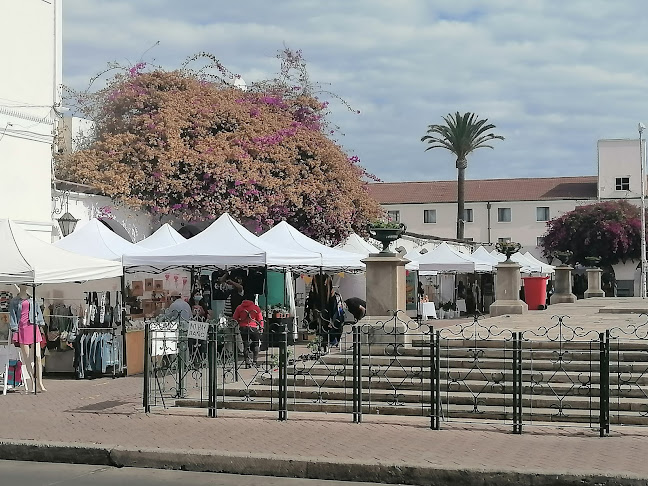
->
421 112 504 239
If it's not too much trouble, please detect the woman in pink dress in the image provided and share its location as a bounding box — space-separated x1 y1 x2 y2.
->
9 285 46 392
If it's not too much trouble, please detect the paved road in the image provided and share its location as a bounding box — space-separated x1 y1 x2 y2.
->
0 460 381 486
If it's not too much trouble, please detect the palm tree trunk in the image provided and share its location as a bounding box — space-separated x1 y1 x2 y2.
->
456 158 467 239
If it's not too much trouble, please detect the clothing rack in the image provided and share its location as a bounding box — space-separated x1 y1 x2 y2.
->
73 291 124 379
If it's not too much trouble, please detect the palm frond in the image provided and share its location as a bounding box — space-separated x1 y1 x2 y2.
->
421 111 504 160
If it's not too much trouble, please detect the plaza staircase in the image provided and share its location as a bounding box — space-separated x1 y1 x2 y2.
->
176 336 648 427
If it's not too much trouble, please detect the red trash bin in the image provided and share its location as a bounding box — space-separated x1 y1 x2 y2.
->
522 276 549 310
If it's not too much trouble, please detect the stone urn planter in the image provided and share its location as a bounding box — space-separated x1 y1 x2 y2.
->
553 250 573 267
368 222 406 254
495 241 521 261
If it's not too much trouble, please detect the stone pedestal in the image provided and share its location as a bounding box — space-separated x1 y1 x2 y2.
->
358 254 415 346
584 268 605 298
550 265 577 304
489 261 528 317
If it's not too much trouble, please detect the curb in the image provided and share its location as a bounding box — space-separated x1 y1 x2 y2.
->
0 440 646 486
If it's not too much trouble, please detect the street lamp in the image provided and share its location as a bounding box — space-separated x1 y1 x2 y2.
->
57 212 78 237
639 123 646 299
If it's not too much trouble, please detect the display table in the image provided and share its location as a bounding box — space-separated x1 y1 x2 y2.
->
456 299 467 314
420 302 437 320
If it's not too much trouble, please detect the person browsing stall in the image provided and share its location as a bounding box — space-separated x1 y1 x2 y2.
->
233 294 264 367
166 292 192 321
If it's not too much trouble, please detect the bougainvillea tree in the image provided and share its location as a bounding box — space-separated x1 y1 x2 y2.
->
541 200 642 267
55 50 382 243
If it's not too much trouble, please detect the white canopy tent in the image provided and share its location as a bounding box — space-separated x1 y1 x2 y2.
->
260 221 366 271
473 246 504 268
523 252 556 274
135 223 186 250
0 219 123 284
490 249 551 274
335 233 379 256
54 219 151 262
122 213 321 269
410 242 493 273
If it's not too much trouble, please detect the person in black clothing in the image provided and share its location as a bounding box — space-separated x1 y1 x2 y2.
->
344 297 366 322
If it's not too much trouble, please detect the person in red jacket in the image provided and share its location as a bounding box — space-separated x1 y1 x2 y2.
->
233 294 264 367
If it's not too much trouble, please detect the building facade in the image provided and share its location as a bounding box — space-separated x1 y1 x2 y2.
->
368 139 645 294
0 0 62 241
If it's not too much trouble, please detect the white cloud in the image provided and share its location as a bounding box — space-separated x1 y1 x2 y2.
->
62 0 648 182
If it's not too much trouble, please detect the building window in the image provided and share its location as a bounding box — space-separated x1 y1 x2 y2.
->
498 237 511 243
463 209 473 223
423 209 436 224
537 236 544 246
387 210 400 222
615 177 630 191
536 207 550 222
497 208 511 222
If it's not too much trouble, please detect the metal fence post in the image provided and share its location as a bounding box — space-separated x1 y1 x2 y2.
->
278 323 288 421
512 331 518 434
518 332 523 434
434 330 441 430
208 324 217 418
599 331 610 437
143 322 151 413
353 324 359 423
605 330 610 435
177 324 186 398
358 325 364 423
430 327 437 430
513 331 523 434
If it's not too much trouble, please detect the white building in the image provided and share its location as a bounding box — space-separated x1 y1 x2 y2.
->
0 0 62 241
369 139 645 295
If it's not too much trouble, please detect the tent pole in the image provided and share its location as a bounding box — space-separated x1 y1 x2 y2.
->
263 265 269 368
416 271 421 323
120 273 127 375
32 283 37 395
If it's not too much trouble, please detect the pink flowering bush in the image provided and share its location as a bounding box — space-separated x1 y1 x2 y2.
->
56 49 381 243
541 200 642 267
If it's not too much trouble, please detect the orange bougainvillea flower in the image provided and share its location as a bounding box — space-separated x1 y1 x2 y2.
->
56 50 382 243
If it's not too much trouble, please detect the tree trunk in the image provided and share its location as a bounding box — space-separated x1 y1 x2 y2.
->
456 158 467 239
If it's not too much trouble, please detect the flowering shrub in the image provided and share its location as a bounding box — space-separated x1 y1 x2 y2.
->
541 201 642 267
55 50 381 243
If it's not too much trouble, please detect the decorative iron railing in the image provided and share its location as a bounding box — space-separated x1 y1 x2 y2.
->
140 311 648 436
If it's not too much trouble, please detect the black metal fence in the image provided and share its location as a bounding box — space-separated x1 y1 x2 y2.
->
142 312 648 436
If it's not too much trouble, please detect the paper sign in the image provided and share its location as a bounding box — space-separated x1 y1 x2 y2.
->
187 321 209 341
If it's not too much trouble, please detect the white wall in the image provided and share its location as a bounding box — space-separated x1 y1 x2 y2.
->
0 0 62 240
598 139 644 201
52 191 154 243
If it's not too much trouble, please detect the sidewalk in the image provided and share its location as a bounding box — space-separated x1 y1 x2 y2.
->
1 373 648 485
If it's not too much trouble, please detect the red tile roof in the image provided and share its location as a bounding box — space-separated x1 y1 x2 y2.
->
368 176 598 204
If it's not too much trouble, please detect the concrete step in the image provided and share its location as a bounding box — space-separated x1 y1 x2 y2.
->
255 373 648 399
323 347 648 363
175 396 648 426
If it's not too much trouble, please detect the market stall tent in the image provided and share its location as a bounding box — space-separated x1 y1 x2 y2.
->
122 213 321 269
0 219 123 284
473 246 505 268
260 221 365 272
135 223 186 250
335 233 380 255
411 242 493 273
54 219 151 262
523 252 556 274
489 250 548 274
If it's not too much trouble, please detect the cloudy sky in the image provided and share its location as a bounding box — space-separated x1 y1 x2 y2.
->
63 0 648 183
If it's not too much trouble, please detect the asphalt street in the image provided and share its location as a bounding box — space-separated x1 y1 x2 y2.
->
0 460 385 486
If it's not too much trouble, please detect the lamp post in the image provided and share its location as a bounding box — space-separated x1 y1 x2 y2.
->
640 123 646 299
